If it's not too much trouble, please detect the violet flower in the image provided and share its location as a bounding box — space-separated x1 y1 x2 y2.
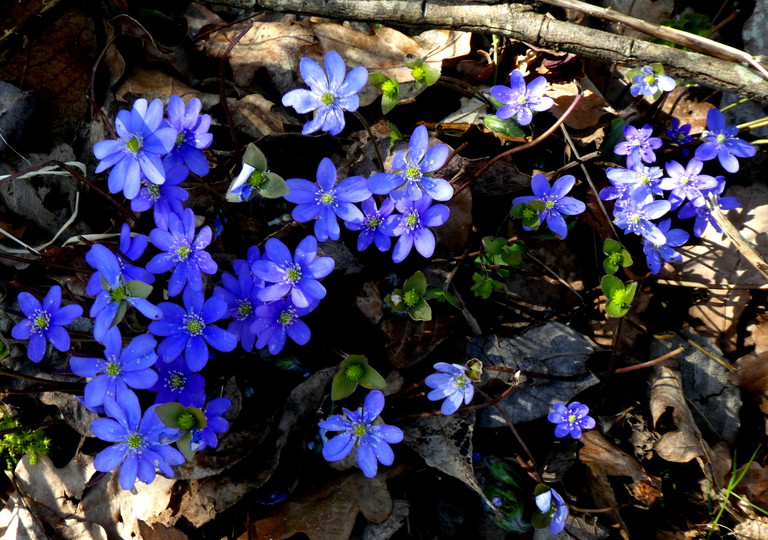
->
642 219 689 274
214 259 262 352
547 401 595 439
695 108 756 173
489 70 554 126
678 177 742 237
630 65 676 98
425 362 475 415
162 95 213 177
512 173 585 239
535 487 569 534
149 355 206 406
614 124 662 168
613 191 671 244
344 196 395 252
659 158 718 209
382 194 450 263
131 164 189 230
601 164 664 208
251 297 313 355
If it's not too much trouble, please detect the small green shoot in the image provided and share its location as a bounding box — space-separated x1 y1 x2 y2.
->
404 54 440 87
601 275 637 318
385 271 432 321
0 410 51 470
602 238 633 275
369 73 401 114
331 354 387 400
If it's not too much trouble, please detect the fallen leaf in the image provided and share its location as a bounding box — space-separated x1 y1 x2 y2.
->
115 68 218 109
661 87 715 134
730 352 768 435
546 78 616 130
251 472 394 540
227 94 285 139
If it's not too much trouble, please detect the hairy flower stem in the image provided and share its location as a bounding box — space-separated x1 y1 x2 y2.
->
611 346 684 374
353 111 385 172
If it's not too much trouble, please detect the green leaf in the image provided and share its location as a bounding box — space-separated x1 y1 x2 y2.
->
471 276 504 299
441 290 459 308
482 236 506 256
489 461 522 488
331 370 359 400
408 298 432 321
176 433 196 461
384 290 406 312
403 271 427 296
110 301 127 329
423 64 441 86
243 143 268 171
155 403 185 429
603 238 622 255
259 173 290 198
381 90 399 114
483 115 525 138
388 122 404 149
501 243 525 267
125 280 152 299
603 257 619 275
531 509 552 530
403 53 423 70
368 73 389 86
358 366 387 390
600 275 625 299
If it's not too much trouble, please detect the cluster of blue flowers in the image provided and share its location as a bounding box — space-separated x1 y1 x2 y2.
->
601 108 752 273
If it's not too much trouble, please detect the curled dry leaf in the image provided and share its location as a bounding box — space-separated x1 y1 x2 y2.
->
545 78 616 131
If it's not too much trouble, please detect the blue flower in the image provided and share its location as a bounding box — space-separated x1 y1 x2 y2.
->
85 244 162 341
162 96 213 177
91 392 184 491
344 196 395 252
214 258 263 351
284 158 371 242
146 207 218 297
678 177 742 237
425 362 474 415
659 158 718 209
149 355 206 406
666 117 695 147
11 285 82 363
613 191 671 244
70 327 158 409
252 235 334 309
642 219 689 274
489 70 554 126
251 297 313 355
148 287 238 371
187 396 231 453
131 164 189 230
695 108 756 173
535 486 568 534
547 401 595 439
367 125 453 201
614 124 662 167
318 390 404 478
512 174 586 238
601 164 664 209
630 65 676 97
382 194 450 263
282 50 369 135
93 98 176 200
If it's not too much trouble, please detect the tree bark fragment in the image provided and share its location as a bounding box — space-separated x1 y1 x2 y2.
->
209 0 768 102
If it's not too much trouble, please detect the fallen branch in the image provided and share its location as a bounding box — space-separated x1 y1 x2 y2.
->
213 0 768 102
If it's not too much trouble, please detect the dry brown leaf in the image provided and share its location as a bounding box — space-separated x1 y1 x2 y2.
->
747 313 768 355
730 352 768 434
227 94 285 139
733 516 768 538
115 68 217 108
661 87 715 134
546 78 616 131
251 472 393 540
650 366 714 477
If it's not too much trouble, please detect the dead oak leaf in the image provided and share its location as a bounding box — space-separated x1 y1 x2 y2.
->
251 472 393 540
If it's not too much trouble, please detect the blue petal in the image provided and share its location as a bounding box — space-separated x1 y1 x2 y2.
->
94 444 128 472
322 431 355 461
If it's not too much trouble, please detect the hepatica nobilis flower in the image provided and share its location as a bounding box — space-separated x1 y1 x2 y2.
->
91 392 184 491
149 287 237 371
11 285 82 363
614 124 662 168
93 98 176 200
534 486 569 534
613 190 671 244
425 362 475 415
642 219 689 274
282 50 368 136
146 207 217 297
547 401 595 439
695 108 756 173
489 69 554 126
368 125 453 201
251 297 314 355
188 395 231 454
601 164 664 208
162 95 213 176
678 176 742 237
85 244 162 341
382 194 450 263
131 164 189 230
284 158 370 242
252 235 334 309
659 158 718 209
629 65 676 98
318 390 403 478
512 174 585 239
344 196 395 252
70 327 158 409
214 259 263 352
150 355 206 406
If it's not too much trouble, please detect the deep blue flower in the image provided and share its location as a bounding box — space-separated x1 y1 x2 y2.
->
344 196 395 252
251 297 313 355
367 125 453 201
86 225 153 298
512 173 586 238
148 287 238 371
630 65 676 97
214 259 262 351
425 362 474 415
695 108 756 173
547 401 595 439
70 327 158 409
642 219 689 274
146 207 217 297
678 177 742 237
284 158 370 242
613 190 671 244
252 235 334 309
85 244 162 341
162 96 213 177
91 392 184 491
187 395 231 453
282 50 369 135
601 164 664 209
659 158 718 209
131 164 189 230
150 355 206 406
382 194 450 263
614 124 662 167
535 487 568 534
318 390 404 478
93 98 176 200
666 117 695 147
11 285 82 363
489 70 554 126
